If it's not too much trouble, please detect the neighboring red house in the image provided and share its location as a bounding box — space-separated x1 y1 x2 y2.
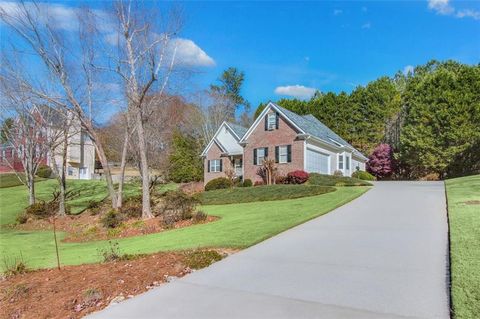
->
201 102 368 184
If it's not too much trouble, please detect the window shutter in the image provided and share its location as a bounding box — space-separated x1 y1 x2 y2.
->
219 159 223 172
264 115 268 131
253 149 257 165
207 160 210 172
264 147 269 159
275 146 279 163
287 145 292 162
275 112 279 129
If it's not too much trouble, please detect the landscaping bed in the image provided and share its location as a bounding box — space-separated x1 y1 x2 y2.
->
200 184 335 205
446 174 480 319
15 213 219 243
0 249 232 319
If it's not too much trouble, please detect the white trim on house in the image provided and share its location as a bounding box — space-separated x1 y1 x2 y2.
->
201 121 243 157
239 102 306 144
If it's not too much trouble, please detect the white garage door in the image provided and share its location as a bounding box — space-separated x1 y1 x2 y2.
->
306 148 329 174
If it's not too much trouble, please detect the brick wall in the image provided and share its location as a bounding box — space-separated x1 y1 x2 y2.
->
203 141 233 185
243 111 304 183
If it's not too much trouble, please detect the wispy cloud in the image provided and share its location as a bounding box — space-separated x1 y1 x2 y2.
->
427 0 480 20
361 22 371 29
274 85 317 99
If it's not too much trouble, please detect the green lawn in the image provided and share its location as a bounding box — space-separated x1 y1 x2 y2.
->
308 173 372 186
0 173 44 189
0 180 369 271
200 184 335 205
446 174 480 319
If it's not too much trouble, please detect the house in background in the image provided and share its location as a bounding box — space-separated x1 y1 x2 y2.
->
202 102 367 184
0 106 96 180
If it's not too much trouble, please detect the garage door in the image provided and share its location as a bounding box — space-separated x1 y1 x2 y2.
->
306 148 329 174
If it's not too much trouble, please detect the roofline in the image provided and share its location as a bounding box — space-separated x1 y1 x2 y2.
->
239 102 305 143
224 122 242 140
302 134 368 161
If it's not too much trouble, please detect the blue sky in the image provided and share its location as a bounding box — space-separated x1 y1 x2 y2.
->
1 0 479 115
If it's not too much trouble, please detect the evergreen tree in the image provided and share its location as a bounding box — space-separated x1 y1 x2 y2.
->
168 131 203 183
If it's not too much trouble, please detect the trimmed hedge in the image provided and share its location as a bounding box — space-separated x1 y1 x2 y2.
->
308 173 372 187
205 177 233 191
351 170 376 181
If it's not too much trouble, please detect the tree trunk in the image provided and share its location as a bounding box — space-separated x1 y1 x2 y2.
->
135 110 153 219
28 170 35 205
58 135 68 216
116 129 129 208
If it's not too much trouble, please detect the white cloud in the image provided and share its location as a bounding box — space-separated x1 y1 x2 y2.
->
171 38 215 67
427 0 480 20
274 85 317 99
361 22 371 29
403 65 414 75
333 9 343 16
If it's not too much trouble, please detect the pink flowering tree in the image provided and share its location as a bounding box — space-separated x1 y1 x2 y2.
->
367 144 396 179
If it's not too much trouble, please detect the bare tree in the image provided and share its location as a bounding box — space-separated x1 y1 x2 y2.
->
110 1 183 218
0 89 47 205
0 2 119 208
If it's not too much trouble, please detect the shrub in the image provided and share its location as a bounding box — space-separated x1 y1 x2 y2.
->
308 173 372 187
193 210 208 223
351 170 375 181
333 170 343 177
286 170 309 184
16 212 29 224
120 202 142 219
242 179 253 187
275 175 288 184
25 201 51 218
254 181 264 186
159 190 199 226
205 177 232 191
184 250 223 269
101 210 122 229
367 144 396 179
420 172 440 181
36 165 52 178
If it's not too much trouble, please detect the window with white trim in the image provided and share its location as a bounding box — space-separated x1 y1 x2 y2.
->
338 154 344 170
210 159 221 172
346 155 350 170
256 148 265 165
279 146 288 163
267 113 276 130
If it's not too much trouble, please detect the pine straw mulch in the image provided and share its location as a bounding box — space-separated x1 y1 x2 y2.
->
15 213 219 243
0 249 236 319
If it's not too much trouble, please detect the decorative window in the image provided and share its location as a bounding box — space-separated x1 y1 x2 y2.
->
346 155 350 170
209 159 221 172
338 154 344 170
1 150 5 161
279 146 288 163
257 148 265 165
267 113 276 130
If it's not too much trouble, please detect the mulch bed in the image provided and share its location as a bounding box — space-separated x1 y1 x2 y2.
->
16 214 218 243
0 249 236 319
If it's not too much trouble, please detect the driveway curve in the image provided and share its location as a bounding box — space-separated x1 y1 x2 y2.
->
88 181 450 319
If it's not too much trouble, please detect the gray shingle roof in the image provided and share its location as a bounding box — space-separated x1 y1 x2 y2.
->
226 122 248 140
273 103 366 159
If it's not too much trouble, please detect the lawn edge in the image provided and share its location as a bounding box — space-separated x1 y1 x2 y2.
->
444 181 454 318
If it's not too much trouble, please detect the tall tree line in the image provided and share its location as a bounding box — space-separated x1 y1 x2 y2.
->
255 60 480 179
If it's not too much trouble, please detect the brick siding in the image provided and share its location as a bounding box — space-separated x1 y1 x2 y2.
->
203 141 233 185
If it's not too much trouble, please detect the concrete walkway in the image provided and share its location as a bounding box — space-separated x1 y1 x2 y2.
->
88 182 450 319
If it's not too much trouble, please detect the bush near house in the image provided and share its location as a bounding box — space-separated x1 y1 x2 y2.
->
352 170 376 181
286 170 309 184
242 179 253 187
367 144 396 179
36 165 52 179
308 173 372 187
204 177 233 191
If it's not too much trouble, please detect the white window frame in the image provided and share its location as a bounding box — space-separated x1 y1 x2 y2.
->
338 153 344 170
256 148 265 165
279 145 288 164
346 155 350 170
267 113 276 130
210 159 221 172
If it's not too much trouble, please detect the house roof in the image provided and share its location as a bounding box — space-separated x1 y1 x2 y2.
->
226 122 248 140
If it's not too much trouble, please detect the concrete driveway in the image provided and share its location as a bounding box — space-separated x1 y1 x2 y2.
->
88 182 450 319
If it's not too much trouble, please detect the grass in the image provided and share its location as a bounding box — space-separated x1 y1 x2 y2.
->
0 182 369 270
200 184 335 205
0 173 44 189
445 174 480 319
308 173 372 186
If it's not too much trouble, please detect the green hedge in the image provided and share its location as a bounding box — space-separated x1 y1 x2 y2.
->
308 173 372 187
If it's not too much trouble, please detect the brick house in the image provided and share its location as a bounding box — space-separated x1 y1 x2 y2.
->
201 102 367 184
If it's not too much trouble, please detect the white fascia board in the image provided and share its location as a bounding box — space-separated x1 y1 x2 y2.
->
200 121 229 156
223 122 241 141
239 102 306 143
